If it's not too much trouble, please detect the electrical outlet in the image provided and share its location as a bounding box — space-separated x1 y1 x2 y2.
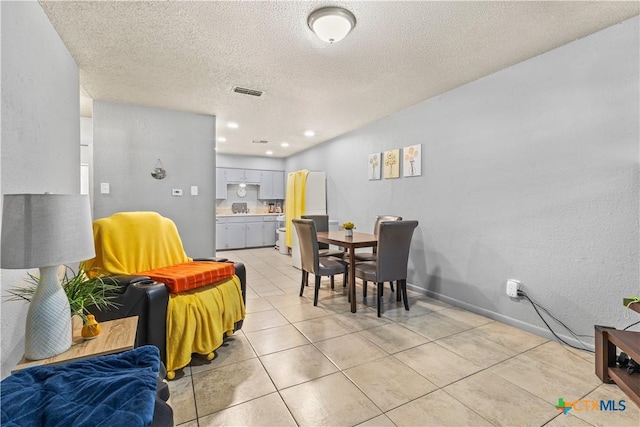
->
506 280 521 298
172 189 183 196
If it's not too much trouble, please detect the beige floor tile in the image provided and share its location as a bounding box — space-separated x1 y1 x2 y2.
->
410 296 453 312
190 333 257 374
358 323 429 354
293 315 355 342
444 370 558 426
524 341 596 378
570 384 640 426
167 374 197 425
545 414 594 426
394 342 483 387
386 389 493 427
333 310 393 331
260 344 339 389
175 420 199 427
438 307 494 328
245 324 310 356
378 298 434 320
197 392 297 427
193 358 276 417
280 372 381 426
355 414 397 426
315 333 387 370
344 356 438 412
266 292 310 308
278 303 331 323
241 309 289 332
244 297 275 313
475 321 548 352
256 288 286 297
437 329 519 368
488 353 601 404
398 311 474 340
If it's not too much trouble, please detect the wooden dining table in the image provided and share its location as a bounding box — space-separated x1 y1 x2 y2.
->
316 231 378 313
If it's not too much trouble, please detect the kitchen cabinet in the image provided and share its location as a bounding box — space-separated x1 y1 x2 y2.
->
215 215 279 250
224 168 262 185
258 170 285 200
216 168 227 199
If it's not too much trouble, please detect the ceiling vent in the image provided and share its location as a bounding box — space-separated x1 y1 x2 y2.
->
252 140 268 144
233 86 263 97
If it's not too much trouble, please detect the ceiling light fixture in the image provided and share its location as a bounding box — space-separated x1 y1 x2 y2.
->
304 130 315 137
265 150 273 156
308 7 356 44
227 122 239 129
218 137 227 142
281 142 289 148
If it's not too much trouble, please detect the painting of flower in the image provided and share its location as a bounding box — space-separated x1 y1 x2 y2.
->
384 149 400 179
403 144 421 177
368 153 381 180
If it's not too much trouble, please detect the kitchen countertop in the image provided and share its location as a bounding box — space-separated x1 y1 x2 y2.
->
217 213 282 217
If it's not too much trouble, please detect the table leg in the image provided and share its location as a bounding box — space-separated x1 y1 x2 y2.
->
349 247 357 313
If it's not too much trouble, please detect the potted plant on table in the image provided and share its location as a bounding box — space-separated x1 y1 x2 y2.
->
6 266 120 339
342 221 356 237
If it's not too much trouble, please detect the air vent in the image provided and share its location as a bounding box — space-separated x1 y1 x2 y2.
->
252 140 268 144
233 86 263 97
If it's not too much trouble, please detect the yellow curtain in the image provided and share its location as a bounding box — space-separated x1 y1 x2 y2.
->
285 170 308 247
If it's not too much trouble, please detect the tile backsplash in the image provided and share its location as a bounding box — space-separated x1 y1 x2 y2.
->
216 184 283 215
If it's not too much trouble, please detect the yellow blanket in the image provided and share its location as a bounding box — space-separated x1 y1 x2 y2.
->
285 170 308 247
166 275 245 372
82 211 246 375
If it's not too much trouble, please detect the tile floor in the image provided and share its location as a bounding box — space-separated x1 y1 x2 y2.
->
168 247 639 426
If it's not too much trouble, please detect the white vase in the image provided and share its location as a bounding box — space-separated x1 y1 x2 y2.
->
345 229 353 237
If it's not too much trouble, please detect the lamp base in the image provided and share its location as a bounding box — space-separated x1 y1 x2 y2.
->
24 266 72 360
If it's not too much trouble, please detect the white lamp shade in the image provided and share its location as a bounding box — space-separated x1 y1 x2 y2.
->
1 194 95 269
308 7 356 43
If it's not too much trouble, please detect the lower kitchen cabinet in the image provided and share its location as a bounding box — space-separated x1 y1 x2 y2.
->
216 215 278 250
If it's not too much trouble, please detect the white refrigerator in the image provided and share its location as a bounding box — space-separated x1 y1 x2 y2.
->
290 171 326 269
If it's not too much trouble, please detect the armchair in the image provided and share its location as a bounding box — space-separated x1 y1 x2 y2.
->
83 212 246 379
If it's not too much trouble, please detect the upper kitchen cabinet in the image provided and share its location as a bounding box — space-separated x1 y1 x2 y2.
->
216 168 227 199
258 170 285 200
225 168 262 185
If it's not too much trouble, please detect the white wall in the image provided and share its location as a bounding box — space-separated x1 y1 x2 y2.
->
286 17 640 346
216 153 285 170
92 101 217 257
1 1 80 377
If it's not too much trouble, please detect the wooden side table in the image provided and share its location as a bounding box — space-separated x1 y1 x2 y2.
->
13 316 138 372
595 301 640 407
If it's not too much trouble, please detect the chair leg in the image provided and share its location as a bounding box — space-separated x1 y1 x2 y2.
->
390 281 395 292
401 279 409 311
299 271 306 297
363 280 368 298
330 275 335 289
314 276 321 306
305 271 310 286
377 282 383 317
343 270 348 287
395 281 401 302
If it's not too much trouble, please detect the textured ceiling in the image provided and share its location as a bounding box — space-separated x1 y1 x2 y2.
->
40 1 639 158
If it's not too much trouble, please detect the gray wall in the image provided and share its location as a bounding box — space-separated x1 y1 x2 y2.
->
1 0 80 377
286 17 640 345
93 101 216 257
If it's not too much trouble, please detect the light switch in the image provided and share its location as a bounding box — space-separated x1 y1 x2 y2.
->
172 189 183 196
191 186 198 196
100 183 110 194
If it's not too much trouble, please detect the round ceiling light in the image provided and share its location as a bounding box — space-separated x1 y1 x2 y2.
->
308 7 356 43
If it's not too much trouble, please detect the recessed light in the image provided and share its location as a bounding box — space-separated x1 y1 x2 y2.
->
227 122 239 129
281 142 289 148
265 150 273 155
304 130 315 137
218 137 227 142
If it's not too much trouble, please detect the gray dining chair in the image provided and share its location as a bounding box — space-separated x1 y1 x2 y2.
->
353 215 402 292
301 215 345 259
355 220 418 317
293 218 347 306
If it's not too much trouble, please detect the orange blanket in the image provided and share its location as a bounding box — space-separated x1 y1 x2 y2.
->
135 261 235 293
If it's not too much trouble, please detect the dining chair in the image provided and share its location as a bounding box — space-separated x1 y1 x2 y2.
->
293 218 347 306
355 220 418 317
301 215 345 259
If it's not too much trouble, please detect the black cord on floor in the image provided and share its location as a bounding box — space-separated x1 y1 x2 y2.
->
519 290 595 354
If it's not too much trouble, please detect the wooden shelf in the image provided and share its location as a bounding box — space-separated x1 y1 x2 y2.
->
595 302 640 408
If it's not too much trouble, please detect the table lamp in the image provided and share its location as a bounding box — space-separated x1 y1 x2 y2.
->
1 194 95 360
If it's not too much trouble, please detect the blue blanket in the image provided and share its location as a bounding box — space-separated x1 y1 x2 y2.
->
1 346 160 427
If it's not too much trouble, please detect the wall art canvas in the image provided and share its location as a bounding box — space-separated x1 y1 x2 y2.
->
403 144 421 177
383 149 400 179
368 153 381 180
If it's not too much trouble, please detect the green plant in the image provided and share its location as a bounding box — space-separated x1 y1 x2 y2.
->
342 221 356 230
6 266 121 322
